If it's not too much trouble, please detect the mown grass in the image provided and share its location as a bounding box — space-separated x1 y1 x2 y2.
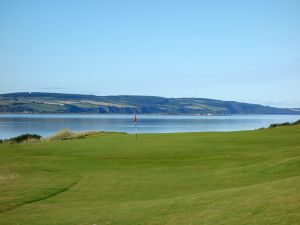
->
0 125 299 225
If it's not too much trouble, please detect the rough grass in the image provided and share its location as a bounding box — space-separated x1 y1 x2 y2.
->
0 125 299 225
269 119 300 128
0 129 120 144
47 129 124 141
0 133 42 144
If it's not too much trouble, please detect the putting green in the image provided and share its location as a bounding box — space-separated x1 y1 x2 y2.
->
0 126 299 225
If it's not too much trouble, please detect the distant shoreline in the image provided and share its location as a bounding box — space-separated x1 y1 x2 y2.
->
1 112 300 116
1 92 300 115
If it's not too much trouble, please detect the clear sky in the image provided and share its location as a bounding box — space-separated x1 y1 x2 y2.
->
0 0 299 107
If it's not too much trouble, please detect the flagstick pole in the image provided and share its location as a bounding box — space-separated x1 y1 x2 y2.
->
135 124 137 141
134 114 137 141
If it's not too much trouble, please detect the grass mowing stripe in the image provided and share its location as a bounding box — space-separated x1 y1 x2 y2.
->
0 177 80 214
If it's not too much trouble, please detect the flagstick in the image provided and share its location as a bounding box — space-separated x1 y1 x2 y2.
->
134 114 137 141
135 124 137 141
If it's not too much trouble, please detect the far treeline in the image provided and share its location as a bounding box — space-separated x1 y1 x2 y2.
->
1 92 300 115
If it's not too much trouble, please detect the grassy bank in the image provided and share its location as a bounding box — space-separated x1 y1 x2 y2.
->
0 126 299 225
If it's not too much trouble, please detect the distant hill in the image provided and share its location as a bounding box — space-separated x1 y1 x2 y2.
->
0 92 299 115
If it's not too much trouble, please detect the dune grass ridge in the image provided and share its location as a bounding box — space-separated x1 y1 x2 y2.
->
47 129 125 141
269 119 300 128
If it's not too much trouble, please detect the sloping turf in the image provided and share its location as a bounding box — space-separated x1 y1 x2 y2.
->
0 126 299 225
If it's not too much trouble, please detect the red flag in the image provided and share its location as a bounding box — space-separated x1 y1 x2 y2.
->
134 114 137 125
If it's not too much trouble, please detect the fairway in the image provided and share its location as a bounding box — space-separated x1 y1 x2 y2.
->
0 126 299 225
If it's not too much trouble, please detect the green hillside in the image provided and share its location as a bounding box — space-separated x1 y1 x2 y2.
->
0 92 299 114
0 126 299 224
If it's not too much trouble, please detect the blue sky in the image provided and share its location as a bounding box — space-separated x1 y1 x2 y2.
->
0 0 299 107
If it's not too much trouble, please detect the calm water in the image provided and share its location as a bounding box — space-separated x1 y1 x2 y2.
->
0 114 299 139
